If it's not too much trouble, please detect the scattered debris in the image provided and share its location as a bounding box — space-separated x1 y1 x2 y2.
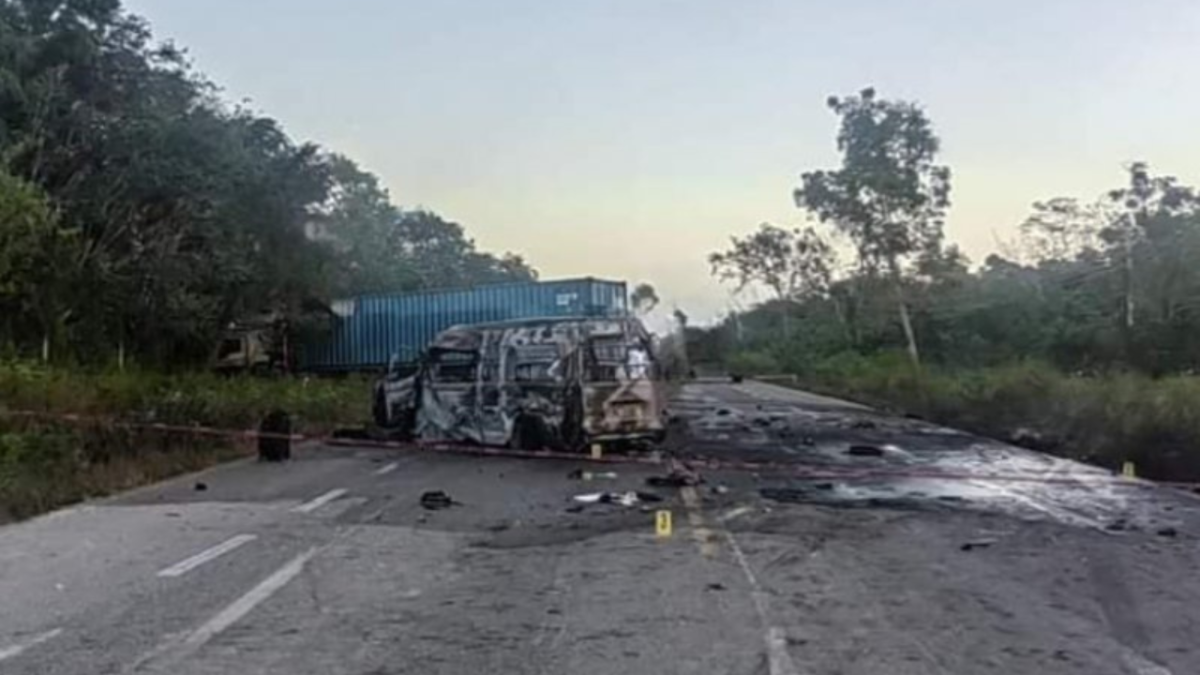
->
574 491 663 507
194 482 208 492
706 582 726 591
960 539 997 551
711 484 730 496
1106 519 1128 532
565 504 585 514
420 490 455 510
486 522 511 533
730 374 744 383
646 471 701 488
850 419 877 430
847 444 885 457
1156 527 1178 538
800 435 816 446
814 482 835 491
715 408 733 417
567 469 618 481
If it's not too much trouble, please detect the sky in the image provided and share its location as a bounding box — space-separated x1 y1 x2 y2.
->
127 0 1200 326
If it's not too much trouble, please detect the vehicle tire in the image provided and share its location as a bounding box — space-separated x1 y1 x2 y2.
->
372 389 390 428
511 414 549 451
558 385 586 452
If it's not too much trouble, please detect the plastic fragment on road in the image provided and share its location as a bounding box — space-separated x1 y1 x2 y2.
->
572 491 664 507
655 510 672 538
567 469 617 481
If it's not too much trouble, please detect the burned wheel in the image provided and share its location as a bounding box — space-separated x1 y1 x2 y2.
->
372 389 390 428
558 385 586 453
511 414 550 451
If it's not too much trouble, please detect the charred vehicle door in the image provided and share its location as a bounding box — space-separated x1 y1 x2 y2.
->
417 346 482 442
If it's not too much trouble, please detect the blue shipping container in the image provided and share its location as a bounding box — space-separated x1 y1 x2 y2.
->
297 278 628 372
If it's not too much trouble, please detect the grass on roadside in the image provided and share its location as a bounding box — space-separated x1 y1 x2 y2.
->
0 362 372 522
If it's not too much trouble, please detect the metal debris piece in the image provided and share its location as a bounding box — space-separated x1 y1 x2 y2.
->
194 482 208 492
1156 527 1178 538
847 444 885 457
420 490 455 510
960 539 997 551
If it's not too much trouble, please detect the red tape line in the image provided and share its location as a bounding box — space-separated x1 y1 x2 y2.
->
3 408 1199 490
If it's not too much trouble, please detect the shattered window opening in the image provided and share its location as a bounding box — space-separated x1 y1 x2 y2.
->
430 350 478 383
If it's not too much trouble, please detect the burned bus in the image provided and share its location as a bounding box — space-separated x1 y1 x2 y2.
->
372 316 666 450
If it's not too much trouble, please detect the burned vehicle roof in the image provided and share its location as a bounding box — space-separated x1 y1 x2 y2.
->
428 316 647 351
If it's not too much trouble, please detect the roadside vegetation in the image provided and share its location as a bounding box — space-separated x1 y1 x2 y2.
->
0 363 369 520
695 87 1200 482
0 0 528 519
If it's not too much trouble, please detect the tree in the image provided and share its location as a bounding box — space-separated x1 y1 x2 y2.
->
709 223 833 336
630 283 659 315
1018 198 1107 263
795 87 951 370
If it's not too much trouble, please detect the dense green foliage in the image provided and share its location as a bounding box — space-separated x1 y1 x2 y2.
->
697 88 1200 479
0 362 370 519
0 0 534 367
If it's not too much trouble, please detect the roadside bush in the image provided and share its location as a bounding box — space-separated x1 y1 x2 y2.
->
0 362 372 521
790 353 1200 482
727 350 782 376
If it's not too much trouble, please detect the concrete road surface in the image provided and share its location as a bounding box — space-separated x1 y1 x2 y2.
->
3 381 1200 675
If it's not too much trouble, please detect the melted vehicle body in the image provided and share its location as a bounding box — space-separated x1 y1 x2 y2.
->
374 317 665 449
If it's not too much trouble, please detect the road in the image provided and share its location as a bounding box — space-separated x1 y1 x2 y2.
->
3 380 1200 675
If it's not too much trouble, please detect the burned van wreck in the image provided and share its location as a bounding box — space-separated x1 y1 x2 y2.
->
373 316 666 450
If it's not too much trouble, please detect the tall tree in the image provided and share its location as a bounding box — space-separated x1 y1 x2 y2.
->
794 87 951 369
709 223 833 336
630 283 659 315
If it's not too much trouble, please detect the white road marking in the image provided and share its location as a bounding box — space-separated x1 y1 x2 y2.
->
180 548 318 654
718 505 754 523
679 487 800 675
0 628 63 662
724 531 802 675
157 534 257 578
373 462 399 476
291 488 348 513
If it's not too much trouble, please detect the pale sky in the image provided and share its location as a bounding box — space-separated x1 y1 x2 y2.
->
128 0 1200 325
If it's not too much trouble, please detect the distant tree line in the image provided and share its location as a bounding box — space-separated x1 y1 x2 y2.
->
700 87 1200 377
0 0 535 366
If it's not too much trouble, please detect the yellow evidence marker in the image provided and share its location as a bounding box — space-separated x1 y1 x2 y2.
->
590 443 603 460
1122 461 1136 478
656 510 673 538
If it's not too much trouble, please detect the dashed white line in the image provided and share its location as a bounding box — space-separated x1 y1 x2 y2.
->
0 628 63 662
182 547 318 651
724 531 802 675
291 488 347 514
373 462 400 476
157 534 258 578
